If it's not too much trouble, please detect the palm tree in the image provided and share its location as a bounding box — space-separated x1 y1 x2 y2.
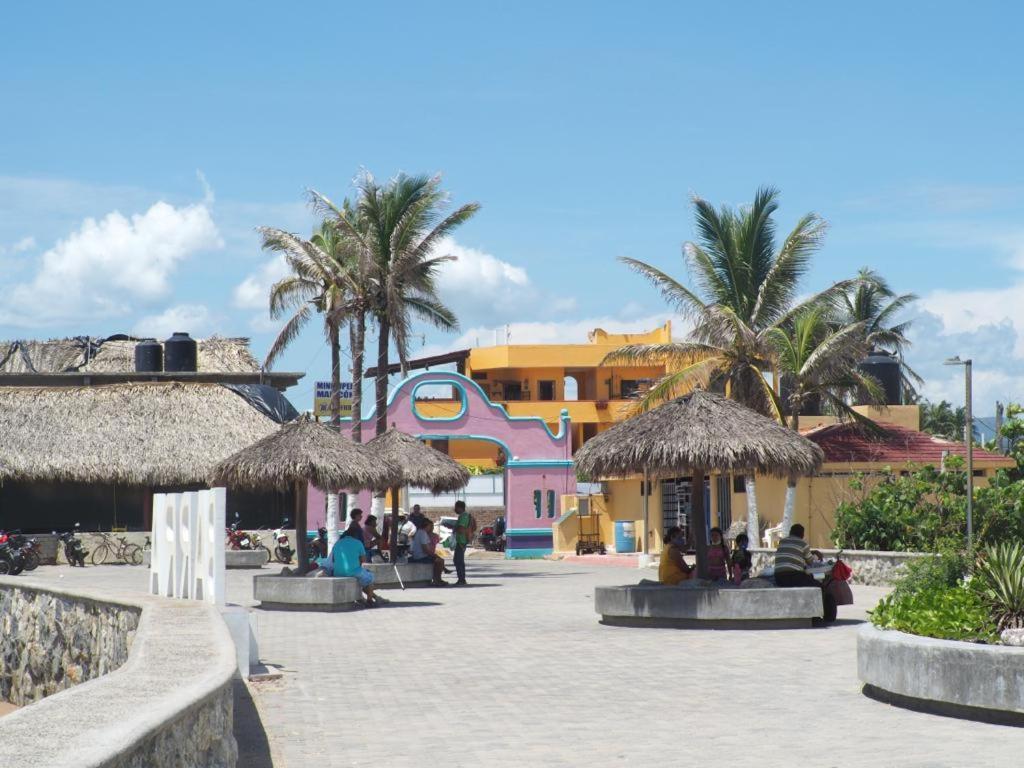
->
313 172 479 437
604 186 852 543
262 217 368 546
840 268 922 400
767 308 882 533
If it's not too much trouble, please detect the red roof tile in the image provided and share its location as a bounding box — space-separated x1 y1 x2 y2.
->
801 422 1013 467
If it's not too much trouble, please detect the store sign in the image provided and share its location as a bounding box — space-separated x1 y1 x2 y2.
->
314 380 353 418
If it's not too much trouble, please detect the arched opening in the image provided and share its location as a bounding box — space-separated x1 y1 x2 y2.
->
563 375 579 401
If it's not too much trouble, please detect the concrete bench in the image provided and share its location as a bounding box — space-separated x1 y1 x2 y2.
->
595 584 824 629
365 562 435 588
254 574 361 611
226 549 269 569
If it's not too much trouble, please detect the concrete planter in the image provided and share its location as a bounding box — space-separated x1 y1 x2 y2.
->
225 549 269 569
595 584 823 629
254 574 361 611
858 624 1024 724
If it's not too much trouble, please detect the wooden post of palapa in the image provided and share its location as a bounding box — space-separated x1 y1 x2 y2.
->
294 480 309 575
691 468 709 579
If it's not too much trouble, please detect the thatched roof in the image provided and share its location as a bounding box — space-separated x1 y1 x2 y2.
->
210 418 399 493
365 429 471 494
0 382 280 486
0 335 260 374
574 390 824 479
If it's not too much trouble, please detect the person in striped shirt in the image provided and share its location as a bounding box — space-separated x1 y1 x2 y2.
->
774 524 836 622
773 524 822 588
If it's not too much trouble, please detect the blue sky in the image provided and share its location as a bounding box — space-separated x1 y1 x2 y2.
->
2 1 1023 411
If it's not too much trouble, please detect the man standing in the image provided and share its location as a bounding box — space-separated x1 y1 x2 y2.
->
345 508 365 544
453 500 475 586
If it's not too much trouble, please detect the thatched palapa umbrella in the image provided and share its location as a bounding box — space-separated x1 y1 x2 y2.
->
210 416 398 573
365 429 471 560
574 390 824 578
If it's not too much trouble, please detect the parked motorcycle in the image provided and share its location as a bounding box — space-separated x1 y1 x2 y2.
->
5 531 40 571
478 516 506 552
226 521 253 550
272 526 294 564
0 538 25 575
57 524 88 567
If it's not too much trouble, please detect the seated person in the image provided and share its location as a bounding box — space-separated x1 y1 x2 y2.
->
410 519 447 586
331 531 380 607
730 532 753 583
345 508 366 544
774 523 835 621
363 514 382 561
707 526 730 581
658 526 695 585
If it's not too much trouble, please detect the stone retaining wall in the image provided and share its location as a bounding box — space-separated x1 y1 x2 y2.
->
0 585 140 705
749 547 931 586
0 578 237 767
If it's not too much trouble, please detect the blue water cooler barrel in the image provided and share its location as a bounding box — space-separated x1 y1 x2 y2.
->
614 520 636 553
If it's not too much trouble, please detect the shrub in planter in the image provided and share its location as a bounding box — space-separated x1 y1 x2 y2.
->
870 582 998 643
975 542 1024 631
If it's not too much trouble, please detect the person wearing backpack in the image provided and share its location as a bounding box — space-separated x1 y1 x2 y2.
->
453 500 476 585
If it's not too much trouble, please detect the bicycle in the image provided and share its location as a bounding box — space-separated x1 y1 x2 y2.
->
91 532 143 566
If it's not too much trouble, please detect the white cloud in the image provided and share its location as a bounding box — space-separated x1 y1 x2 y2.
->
3 201 221 326
133 304 213 339
234 253 290 309
432 237 535 323
424 311 686 354
0 236 36 254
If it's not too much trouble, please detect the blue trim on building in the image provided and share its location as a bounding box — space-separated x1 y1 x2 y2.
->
506 459 574 468
506 528 554 536
410 380 468 421
341 370 572 444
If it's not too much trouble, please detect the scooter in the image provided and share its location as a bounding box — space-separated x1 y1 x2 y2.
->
272 526 294 564
226 521 253 550
58 524 89 567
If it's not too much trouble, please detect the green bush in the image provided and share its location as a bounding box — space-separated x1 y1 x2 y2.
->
974 542 1024 631
870 582 998 643
832 461 1024 552
892 549 970 599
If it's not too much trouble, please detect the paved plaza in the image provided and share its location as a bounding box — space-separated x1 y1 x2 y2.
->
16 560 1024 767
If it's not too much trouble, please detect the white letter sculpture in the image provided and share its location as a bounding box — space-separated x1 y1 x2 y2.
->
149 487 225 606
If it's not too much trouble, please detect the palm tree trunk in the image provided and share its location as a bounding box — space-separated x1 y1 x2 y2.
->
780 405 800 539
350 314 365 444
326 322 342 551
372 316 390 520
374 316 390 437
744 475 759 546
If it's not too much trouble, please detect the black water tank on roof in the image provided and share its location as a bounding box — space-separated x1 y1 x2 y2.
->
134 339 163 373
164 332 198 373
859 349 902 405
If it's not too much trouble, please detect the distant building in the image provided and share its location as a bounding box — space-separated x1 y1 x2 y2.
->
0 333 304 532
366 322 672 468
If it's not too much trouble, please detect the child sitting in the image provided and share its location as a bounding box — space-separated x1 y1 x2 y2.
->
731 532 753 584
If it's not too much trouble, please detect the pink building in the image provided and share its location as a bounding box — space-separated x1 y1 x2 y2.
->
308 371 575 558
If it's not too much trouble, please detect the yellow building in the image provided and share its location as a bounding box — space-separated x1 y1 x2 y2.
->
368 323 672 466
556 405 1015 552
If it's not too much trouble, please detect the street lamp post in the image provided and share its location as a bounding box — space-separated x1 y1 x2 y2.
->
944 356 974 551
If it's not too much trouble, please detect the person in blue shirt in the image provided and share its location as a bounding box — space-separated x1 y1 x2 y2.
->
331 530 379 607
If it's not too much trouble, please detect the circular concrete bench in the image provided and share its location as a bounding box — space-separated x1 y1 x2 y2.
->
254 574 362 611
858 624 1024 725
595 584 824 629
365 562 435 588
